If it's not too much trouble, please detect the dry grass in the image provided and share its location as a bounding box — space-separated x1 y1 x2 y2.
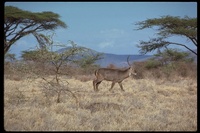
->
4 76 197 131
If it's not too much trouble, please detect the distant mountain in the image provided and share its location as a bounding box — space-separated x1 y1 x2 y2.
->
57 47 197 67
96 53 152 67
57 46 97 54
57 46 153 67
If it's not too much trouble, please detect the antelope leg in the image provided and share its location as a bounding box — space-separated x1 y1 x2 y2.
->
96 81 102 91
109 82 116 91
118 82 125 91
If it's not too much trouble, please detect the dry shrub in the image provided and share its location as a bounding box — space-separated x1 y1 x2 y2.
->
133 61 146 79
175 61 197 78
59 65 79 75
4 61 29 81
4 62 12 74
4 61 79 81
141 68 164 79
63 65 99 82
75 75 95 82
134 60 197 80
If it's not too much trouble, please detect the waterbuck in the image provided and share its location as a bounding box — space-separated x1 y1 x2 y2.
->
93 56 137 92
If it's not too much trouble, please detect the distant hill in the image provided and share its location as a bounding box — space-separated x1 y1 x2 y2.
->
57 46 153 67
95 53 152 67
57 46 197 67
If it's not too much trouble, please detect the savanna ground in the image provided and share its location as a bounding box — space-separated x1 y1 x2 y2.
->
4 62 197 131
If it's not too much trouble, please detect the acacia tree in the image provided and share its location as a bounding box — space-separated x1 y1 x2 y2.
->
4 6 67 55
21 32 102 104
20 33 82 104
135 16 197 55
5 53 16 62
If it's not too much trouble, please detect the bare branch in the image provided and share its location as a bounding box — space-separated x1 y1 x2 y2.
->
168 42 197 55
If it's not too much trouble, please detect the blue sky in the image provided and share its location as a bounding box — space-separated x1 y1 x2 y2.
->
5 2 197 58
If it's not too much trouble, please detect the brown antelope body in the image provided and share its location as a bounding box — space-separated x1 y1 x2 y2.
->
93 56 137 92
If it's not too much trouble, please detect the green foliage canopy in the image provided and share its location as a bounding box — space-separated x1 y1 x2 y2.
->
135 16 197 55
5 53 16 62
4 6 67 55
143 48 193 77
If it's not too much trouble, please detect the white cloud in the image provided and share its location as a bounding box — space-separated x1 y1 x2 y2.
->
96 28 127 50
100 28 125 39
98 41 114 49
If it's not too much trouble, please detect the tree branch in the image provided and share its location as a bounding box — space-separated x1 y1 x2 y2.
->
188 37 197 47
168 42 197 55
